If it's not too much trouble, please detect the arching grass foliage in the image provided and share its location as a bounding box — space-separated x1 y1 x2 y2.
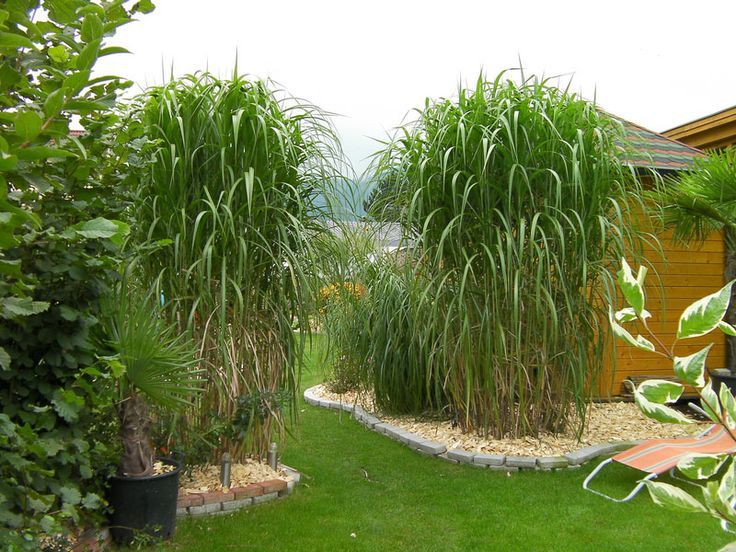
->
130 72 342 458
335 73 649 437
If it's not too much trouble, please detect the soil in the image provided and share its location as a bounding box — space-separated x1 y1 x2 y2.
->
313 384 706 457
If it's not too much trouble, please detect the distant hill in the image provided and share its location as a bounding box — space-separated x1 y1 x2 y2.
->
312 179 374 221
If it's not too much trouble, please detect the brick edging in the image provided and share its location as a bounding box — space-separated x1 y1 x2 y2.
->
176 465 301 517
304 385 638 472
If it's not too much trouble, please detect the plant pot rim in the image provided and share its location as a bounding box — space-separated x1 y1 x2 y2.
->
110 456 181 482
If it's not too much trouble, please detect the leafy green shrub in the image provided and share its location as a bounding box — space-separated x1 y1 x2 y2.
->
611 258 736 541
325 355 363 395
360 264 439 413
0 0 153 547
322 248 440 411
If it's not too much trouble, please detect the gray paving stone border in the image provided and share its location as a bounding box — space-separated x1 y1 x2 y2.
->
176 465 301 518
304 385 640 472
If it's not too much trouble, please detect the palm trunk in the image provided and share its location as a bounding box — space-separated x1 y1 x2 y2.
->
118 393 154 477
725 228 736 375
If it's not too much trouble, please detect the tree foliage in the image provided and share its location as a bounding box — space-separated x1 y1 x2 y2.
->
0 1 152 547
655 148 736 245
363 170 404 222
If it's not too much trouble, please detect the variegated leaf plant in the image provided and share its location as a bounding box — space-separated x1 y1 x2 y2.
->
612 258 736 541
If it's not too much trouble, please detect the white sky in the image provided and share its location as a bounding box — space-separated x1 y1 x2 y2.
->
97 0 736 175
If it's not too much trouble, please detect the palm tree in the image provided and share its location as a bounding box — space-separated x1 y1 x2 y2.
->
654 147 736 374
106 286 202 476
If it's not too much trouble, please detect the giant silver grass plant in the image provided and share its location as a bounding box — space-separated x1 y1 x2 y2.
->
130 72 343 459
350 73 650 438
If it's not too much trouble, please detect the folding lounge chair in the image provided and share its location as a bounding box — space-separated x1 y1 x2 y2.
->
583 425 736 502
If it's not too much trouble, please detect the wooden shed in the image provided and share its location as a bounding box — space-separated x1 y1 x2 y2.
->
598 117 726 397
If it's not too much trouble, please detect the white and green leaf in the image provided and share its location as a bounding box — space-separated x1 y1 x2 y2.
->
703 479 736 526
719 321 736 337
614 307 638 323
617 258 646 315
720 384 736 428
673 344 711 387
635 392 693 424
637 379 684 404
645 481 707 513
609 308 655 352
701 381 723 423
677 453 728 480
719 460 736 505
678 281 736 339
615 307 652 324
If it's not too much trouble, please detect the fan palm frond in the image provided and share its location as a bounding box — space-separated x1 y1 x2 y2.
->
654 148 736 245
108 288 203 410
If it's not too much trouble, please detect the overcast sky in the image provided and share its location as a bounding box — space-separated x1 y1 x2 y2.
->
97 0 736 175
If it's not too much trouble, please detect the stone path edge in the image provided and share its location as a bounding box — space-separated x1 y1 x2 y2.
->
176 465 301 517
304 385 639 472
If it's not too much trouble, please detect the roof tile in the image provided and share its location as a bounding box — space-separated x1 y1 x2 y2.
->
616 118 704 171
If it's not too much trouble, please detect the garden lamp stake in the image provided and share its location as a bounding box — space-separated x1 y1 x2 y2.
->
268 442 278 471
220 452 231 489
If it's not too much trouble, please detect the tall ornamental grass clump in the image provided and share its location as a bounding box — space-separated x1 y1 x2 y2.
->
363 73 647 437
131 72 341 458
359 261 442 413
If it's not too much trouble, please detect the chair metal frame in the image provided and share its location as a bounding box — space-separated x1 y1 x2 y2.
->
584 404 716 503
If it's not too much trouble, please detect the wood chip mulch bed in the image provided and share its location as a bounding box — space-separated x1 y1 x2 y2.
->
180 459 289 495
314 384 704 457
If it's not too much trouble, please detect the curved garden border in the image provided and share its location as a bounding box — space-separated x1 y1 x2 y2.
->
304 385 638 471
176 465 301 517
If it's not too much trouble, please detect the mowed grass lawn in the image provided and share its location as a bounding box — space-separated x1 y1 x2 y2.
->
167 338 731 551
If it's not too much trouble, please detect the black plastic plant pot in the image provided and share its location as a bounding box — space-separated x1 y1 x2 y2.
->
108 457 181 545
710 369 736 395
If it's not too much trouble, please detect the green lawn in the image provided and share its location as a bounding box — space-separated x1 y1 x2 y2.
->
167 338 731 551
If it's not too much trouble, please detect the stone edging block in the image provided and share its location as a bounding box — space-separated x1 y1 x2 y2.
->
447 449 475 463
536 456 569 470
415 440 447 455
564 442 636 466
505 456 537 469
303 385 634 472
474 454 505 466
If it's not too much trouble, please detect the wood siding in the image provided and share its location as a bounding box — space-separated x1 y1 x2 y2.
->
598 106 735 396
599 228 726 397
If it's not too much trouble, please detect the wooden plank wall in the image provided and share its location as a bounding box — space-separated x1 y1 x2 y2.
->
598 228 726 397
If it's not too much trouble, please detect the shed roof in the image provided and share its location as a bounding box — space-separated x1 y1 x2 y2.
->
617 118 704 171
662 105 736 150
